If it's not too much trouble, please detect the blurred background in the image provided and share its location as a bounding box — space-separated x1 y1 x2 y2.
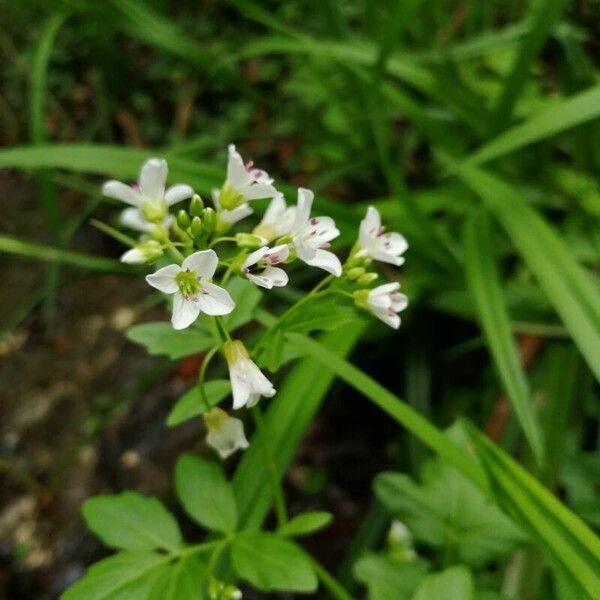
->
1 1 599 598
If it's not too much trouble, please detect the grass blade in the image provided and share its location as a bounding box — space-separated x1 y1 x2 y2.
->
464 208 545 465
469 428 600 599
457 165 600 383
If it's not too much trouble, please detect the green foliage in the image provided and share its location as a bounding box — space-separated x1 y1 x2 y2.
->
412 566 474 600
174 454 238 534
148 556 206 600
231 532 318 592
278 511 333 537
127 322 213 359
83 493 182 552
375 458 525 568
167 380 231 427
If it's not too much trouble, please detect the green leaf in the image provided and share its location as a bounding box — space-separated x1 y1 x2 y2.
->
375 458 525 568
353 554 428 600
222 278 262 331
60 551 169 600
411 566 474 600
174 454 237 533
167 380 231 427
457 165 600 383
231 532 318 593
83 492 182 552
126 322 213 359
148 555 206 600
277 511 333 537
468 428 600 600
463 208 545 465
467 83 600 165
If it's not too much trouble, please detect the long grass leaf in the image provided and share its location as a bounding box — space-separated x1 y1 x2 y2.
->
457 165 600 383
464 208 545 465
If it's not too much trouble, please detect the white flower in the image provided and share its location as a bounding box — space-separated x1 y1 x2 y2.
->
103 158 193 223
145 250 234 330
365 282 408 329
290 188 342 276
223 340 275 409
204 407 249 459
211 188 253 225
358 206 408 266
217 144 277 210
242 245 289 289
120 240 163 264
253 193 296 243
120 207 174 233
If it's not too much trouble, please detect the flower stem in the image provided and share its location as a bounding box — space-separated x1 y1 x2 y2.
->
213 316 231 342
198 346 220 411
310 558 356 600
209 236 238 248
251 405 288 528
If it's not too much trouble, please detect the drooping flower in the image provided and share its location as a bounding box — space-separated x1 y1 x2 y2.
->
253 193 296 243
103 158 193 223
290 188 342 276
242 245 289 289
223 340 275 409
211 188 253 225
120 240 163 264
145 250 234 330
357 206 408 266
217 145 277 210
120 207 174 234
203 407 249 459
358 282 408 329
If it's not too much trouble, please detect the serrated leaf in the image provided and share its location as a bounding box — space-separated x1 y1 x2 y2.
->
411 566 474 600
127 322 213 359
167 380 231 427
353 554 428 600
277 511 332 537
83 492 182 552
375 458 525 568
231 532 317 593
148 555 206 600
60 551 169 600
174 454 237 533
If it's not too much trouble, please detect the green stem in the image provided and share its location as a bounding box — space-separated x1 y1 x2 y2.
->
214 316 231 342
177 540 223 558
310 558 356 600
252 406 288 528
275 274 334 324
198 346 220 411
209 236 238 248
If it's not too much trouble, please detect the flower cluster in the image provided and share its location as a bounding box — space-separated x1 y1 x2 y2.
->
102 145 408 459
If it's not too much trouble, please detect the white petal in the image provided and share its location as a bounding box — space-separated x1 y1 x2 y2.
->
391 293 409 312
241 182 277 201
291 187 314 234
246 272 273 289
197 282 235 315
145 264 180 293
370 282 401 297
244 393 262 408
247 266 288 289
264 244 289 265
139 158 167 200
221 203 253 224
171 292 201 329
102 181 142 207
261 194 286 225
245 360 276 397
371 250 405 266
120 208 152 232
304 248 342 276
374 307 401 329
165 183 193 206
230 364 252 409
227 144 250 189
211 188 221 209
182 249 218 278
244 247 269 269
294 239 317 263
359 206 381 247
206 416 249 458
120 248 146 264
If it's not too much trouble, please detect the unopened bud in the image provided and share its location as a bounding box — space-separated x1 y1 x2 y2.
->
190 216 203 237
346 267 365 280
357 272 378 286
202 207 217 233
120 240 163 264
236 233 265 249
352 289 370 308
176 209 191 230
189 194 204 217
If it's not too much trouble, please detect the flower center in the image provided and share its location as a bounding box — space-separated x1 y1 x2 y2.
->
175 269 201 298
219 183 245 210
141 198 167 223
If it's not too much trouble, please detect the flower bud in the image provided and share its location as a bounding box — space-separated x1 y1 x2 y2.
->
190 216 203 238
202 207 217 233
176 209 191 230
346 254 365 268
357 272 378 286
352 289 370 308
235 233 265 249
120 240 163 264
189 193 204 217
346 266 365 280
